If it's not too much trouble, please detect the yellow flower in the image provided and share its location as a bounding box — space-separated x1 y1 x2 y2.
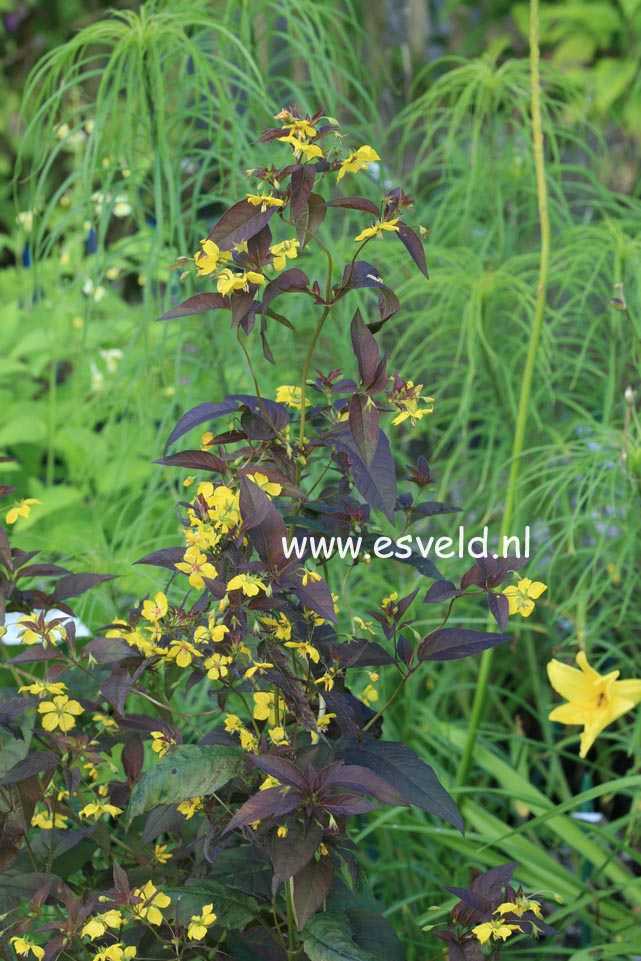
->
175 545 218 590
226 572 267 597
203 484 241 533
260 775 280 791
260 612 291 640
142 592 168 622
150 731 174 757
79 801 123 820
496 896 542 918
355 217 400 243
302 568 322 585
281 118 317 139
130 881 171 926
153 843 173 864
275 385 310 409
253 691 278 725
277 134 323 160
9 938 45 961
381 592 398 608
81 909 124 940
17 615 66 647
352 616 375 636
268 726 289 746
246 192 285 212
315 671 336 692
6 498 40 525
502 577 547 617
38 695 83 733
194 617 229 645
194 238 231 277
246 472 282 497
217 268 266 297
187 902 217 940
284 640 320 663
224 714 243 733
277 825 288 838
472 919 522 944
391 381 434 427
360 684 378 707
200 431 215 450
177 797 203 820
239 728 258 752
93 942 136 961
19 681 67 697
166 639 204 669
337 145 380 182
93 713 118 730
268 238 300 272
31 810 69 830
204 652 233 680
547 650 641 758
244 660 274 681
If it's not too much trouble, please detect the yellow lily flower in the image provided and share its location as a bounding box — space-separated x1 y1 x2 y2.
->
547 650 641 757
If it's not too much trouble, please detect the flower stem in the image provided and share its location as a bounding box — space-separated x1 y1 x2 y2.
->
455 0 550 790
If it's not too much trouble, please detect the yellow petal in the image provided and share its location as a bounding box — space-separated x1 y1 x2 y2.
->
547 658 595 702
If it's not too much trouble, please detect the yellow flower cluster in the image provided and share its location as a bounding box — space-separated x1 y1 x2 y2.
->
472 896 541 944
390 381 434 427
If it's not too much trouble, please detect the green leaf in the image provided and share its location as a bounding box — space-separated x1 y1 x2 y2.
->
593 58 638 113
303 912 378 961
164 879 258 930
126 745 246 827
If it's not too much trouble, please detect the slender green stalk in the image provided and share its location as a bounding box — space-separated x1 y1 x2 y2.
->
285 877 299 961
455 0 550 789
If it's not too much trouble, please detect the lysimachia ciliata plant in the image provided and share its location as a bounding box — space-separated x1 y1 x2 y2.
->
1 109 561 961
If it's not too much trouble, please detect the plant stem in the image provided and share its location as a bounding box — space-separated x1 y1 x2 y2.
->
285 877 299 960
455 0 550 790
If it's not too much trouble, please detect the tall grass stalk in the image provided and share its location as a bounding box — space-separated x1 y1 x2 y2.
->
455 0 551 788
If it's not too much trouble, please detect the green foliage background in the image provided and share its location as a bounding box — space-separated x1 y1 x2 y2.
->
2 0 641 958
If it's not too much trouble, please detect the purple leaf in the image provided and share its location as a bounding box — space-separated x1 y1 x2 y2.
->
206 199 277 252
52 573 115 602
322 764 406 806
321 637 395 668
297 191 327 249
348 395 379 468
239 478 288 572
341 260 386 292
158 292 228 322
325 196 379 216
323 796 378 816
488 592 509 632
155 449 227 474
285 570 337 623
290 165 316 222
396 221 429 277
260 268 311 313
0 752 59 787
270 821 322 893
329 426 397 522
293 856 334 930
418 628 509 662
337 737 464 832
164 399 239 451
350 309 380 385
15 563 71 580
84 636 136 663
423 581 461 604
223 787 300 833
250 755 308 792
135 547 186 570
